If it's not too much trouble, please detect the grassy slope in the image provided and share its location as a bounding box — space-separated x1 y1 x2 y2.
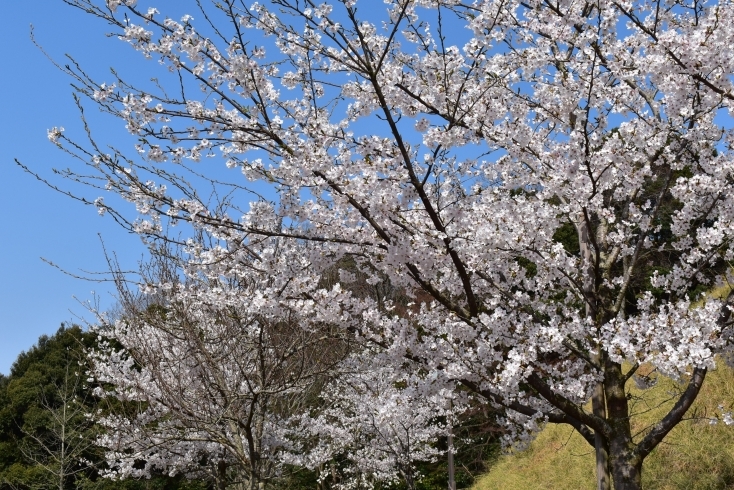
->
473 361 734 490
474 282 734 490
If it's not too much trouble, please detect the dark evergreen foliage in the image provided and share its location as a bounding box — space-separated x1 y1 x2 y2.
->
0 325 208 490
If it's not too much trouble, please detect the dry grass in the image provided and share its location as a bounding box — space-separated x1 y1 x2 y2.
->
473 361 734 489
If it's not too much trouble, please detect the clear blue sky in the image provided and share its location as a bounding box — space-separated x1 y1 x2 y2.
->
0 2 150 374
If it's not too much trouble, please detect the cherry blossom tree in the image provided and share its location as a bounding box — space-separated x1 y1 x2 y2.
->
30 0 734 488
89 245 351 489
295 355 458 490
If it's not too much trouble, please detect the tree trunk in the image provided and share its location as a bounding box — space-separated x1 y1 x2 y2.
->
577 213 612 490
609 447 642 490
217 460 228 490
605 360 642 490
593 391 611 490
399 466 416 490
447 399 456 490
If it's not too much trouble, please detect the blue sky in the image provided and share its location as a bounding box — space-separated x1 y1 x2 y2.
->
0 2 150 374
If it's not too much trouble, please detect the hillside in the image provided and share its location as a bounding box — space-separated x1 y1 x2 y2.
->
473 360 734 489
